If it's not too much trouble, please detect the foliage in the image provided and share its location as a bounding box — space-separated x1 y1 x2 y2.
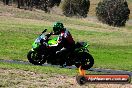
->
2 0 61 12
96 0 130 27
36 0 61 12
62 0 90 18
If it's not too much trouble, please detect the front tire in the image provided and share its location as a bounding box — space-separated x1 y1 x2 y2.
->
27 50 46 65
75 52 94 70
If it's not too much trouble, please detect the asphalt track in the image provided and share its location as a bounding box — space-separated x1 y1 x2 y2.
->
0 59 132 76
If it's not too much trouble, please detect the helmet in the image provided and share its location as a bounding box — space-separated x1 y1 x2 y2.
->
53 22 64 34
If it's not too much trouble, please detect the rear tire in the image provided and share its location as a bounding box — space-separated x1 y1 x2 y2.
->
27 50 46 65
75 52 94 70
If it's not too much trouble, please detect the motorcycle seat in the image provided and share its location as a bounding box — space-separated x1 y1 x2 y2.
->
75 42 86 48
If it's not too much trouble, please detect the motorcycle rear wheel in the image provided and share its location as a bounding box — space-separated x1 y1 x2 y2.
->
27 50 46 65
75 52 94 70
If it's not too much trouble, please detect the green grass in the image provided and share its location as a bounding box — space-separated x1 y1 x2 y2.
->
0 62 100 76
0 16 132 71
0 3 132 72
0 62 77 76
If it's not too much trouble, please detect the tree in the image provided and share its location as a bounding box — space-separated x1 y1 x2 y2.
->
3 0 9 5
96 0 130 27
34 0 61 12
12 0 61 12
62 0 90 18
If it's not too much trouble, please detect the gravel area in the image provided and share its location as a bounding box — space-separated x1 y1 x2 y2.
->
0 68 132 88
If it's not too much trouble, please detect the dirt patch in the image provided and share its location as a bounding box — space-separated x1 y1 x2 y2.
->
0 68 131 88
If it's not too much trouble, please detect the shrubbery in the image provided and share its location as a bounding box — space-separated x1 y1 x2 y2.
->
33 0 61 12
62 0 90 18
2 0 131 27
2 0 61 12
96 0 130 27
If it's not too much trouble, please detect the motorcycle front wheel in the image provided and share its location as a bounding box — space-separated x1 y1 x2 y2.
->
27 50 46 65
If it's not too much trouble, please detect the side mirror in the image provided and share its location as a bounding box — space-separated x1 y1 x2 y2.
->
42 29 47 33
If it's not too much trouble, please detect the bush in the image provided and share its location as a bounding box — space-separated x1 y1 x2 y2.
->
96 0 130 27
62 0 90 18
48 0 61 7
34 0 61 12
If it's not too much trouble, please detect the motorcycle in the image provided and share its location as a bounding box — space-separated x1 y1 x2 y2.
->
27 29 94 70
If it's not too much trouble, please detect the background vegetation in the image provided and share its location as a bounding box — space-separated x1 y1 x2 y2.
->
96 0 130 27
62 0 90 17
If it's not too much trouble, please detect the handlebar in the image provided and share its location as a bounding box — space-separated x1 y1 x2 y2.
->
40 29 55 42
42 29 47 33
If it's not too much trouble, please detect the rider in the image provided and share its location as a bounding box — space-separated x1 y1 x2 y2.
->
49 22 75 67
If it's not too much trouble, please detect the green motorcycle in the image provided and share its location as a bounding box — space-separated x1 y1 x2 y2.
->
27 29 94 70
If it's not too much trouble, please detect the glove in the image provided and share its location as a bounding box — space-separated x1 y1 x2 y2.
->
50 31 53 35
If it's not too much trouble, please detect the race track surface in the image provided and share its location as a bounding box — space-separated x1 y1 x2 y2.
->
0 59 132 76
